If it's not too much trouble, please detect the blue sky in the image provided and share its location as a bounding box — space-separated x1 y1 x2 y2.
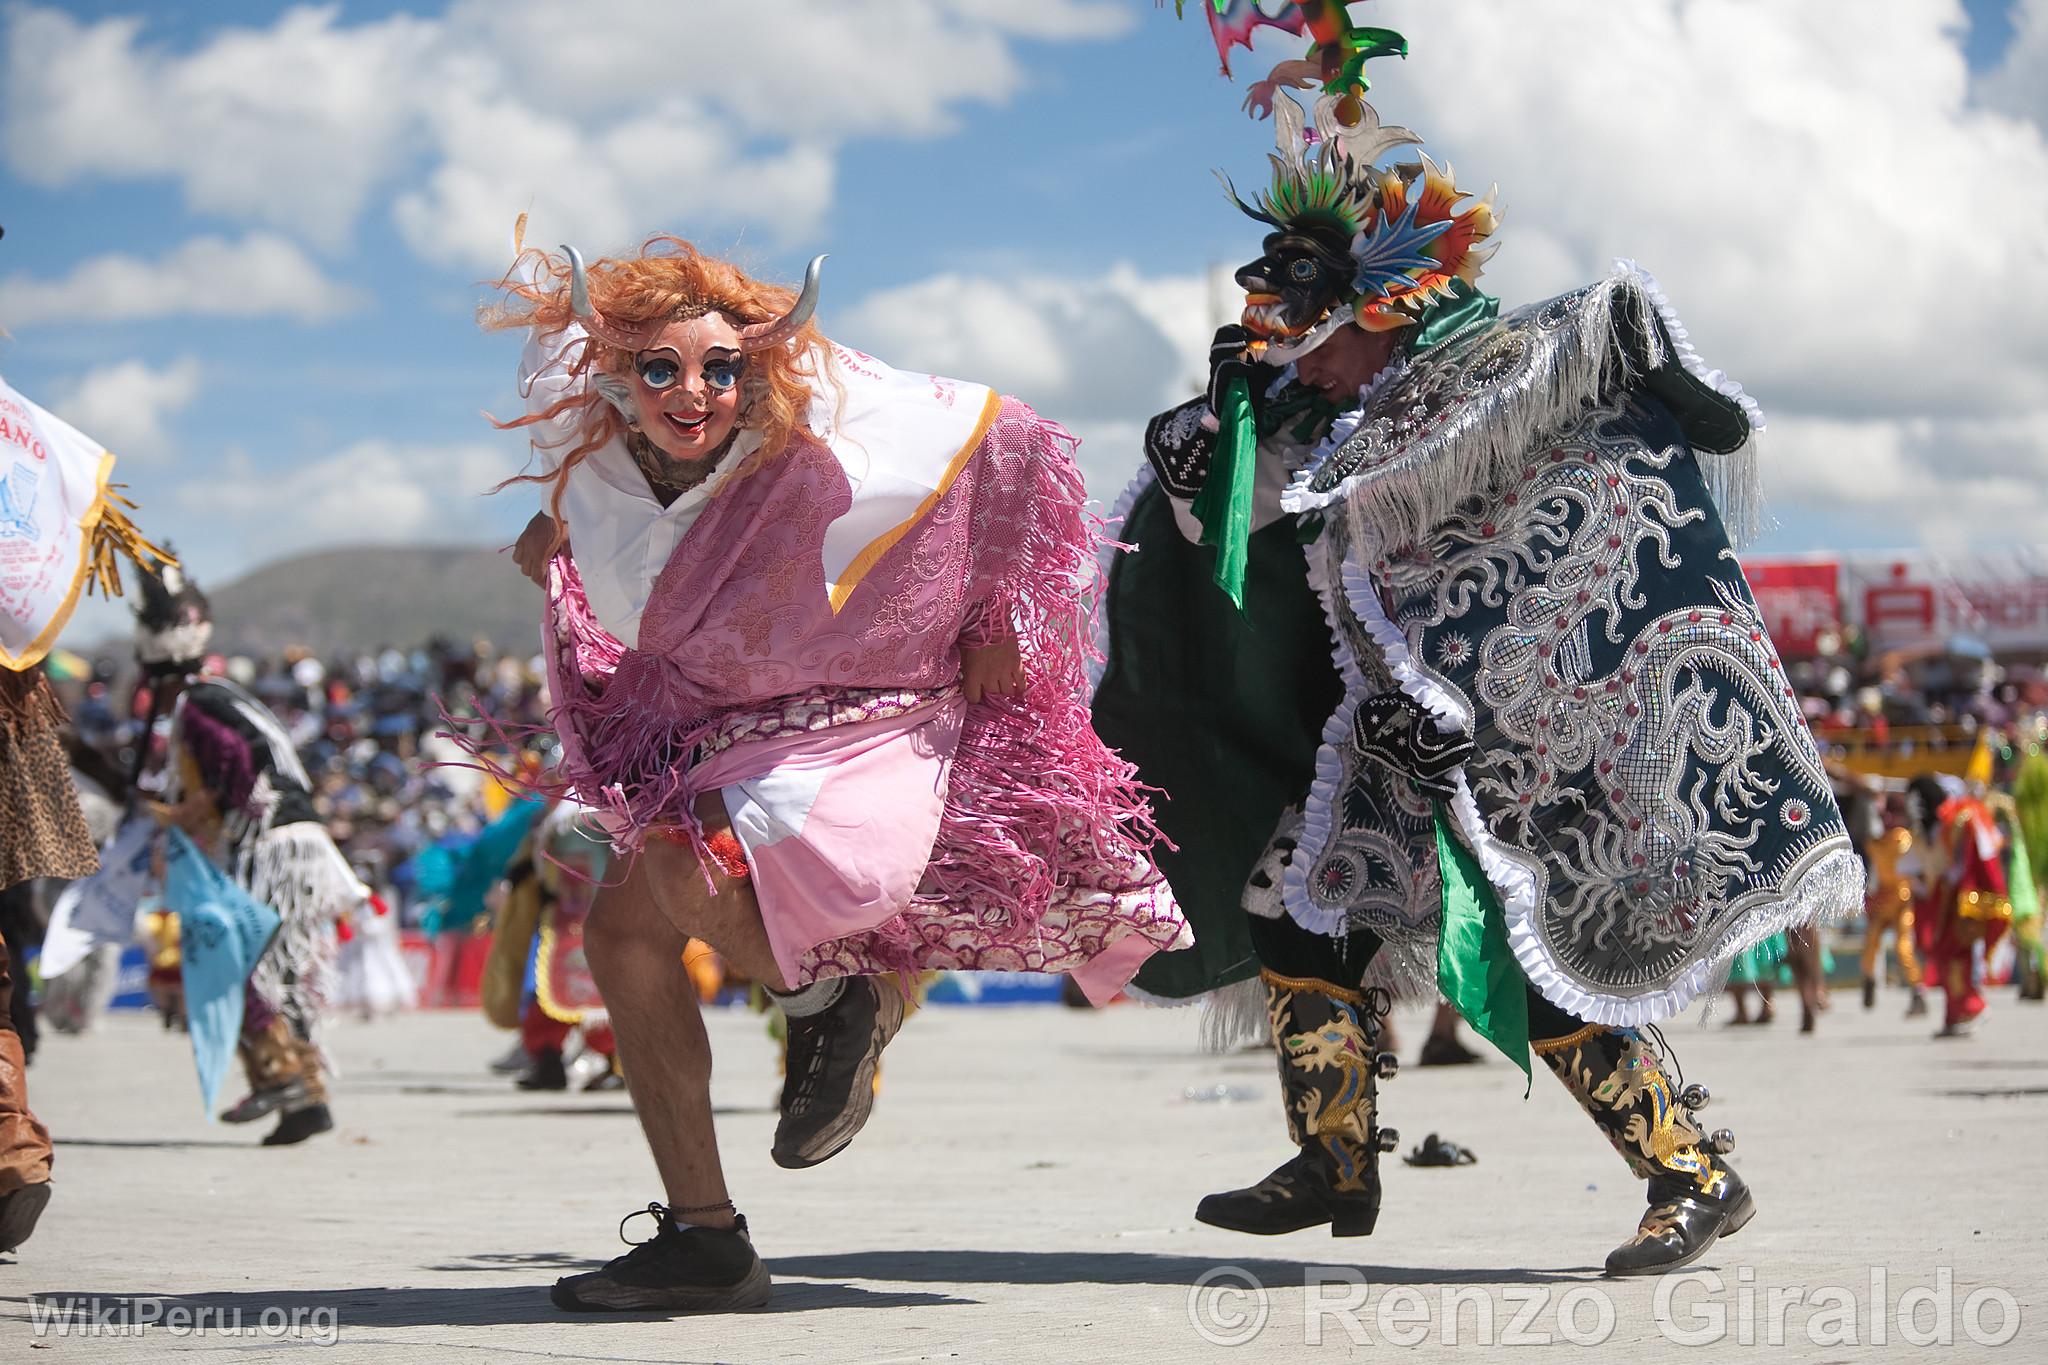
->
0 0 2041 645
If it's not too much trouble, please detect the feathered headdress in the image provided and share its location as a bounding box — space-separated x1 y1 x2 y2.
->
1230 91 1499 339
133 545 213 673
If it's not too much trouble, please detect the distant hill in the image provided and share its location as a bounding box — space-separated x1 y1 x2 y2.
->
195 544 542 661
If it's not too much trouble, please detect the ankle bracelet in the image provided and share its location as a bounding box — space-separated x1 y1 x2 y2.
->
668 1199 736 1216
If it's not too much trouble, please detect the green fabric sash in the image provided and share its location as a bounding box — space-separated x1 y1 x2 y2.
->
1191 375 1257 609
1433 806 1530 1089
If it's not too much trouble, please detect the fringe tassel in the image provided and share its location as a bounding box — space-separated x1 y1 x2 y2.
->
1198 975 1270 1052
914 415 1175 958
1282 263 1766 551
241 821 366 1028
85 490 173 599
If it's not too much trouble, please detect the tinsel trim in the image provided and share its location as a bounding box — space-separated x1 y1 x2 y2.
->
1529 1022 1607 1056
1281 262 1764 551
1260 968 1368 1007
241 820 366 1024
532 909 591 1026
1199 974 1270 1052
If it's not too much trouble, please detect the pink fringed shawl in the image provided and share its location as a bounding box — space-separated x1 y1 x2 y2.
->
542 398 1188 999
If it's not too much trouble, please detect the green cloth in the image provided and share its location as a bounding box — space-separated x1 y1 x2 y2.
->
2006 819 2040 924
1433 808 1530 1089
1408 278 1500 352
1190 375 1257 609
1725 933 1787 985
1093 482 1344 1000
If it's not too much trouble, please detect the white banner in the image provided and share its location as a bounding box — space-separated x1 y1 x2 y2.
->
39 814 158 980
0 373 116 667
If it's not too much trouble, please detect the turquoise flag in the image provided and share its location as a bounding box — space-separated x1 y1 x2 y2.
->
165 829 281 1116
1433 808 1531 1091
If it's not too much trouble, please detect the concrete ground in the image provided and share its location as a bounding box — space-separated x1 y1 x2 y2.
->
1 988 2041 1362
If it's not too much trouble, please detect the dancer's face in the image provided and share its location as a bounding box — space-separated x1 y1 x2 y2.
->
629 314 745 461
1293 322 1401 404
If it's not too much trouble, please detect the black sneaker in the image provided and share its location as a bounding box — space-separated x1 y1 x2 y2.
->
771 978 905 1169
552 1205 772 1313
261 1103 335 1146
221 1081 308 1124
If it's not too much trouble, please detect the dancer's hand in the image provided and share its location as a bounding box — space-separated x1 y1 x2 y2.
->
511 511 565 586
961 637 1025 704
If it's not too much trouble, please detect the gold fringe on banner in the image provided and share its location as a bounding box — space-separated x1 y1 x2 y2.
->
85 485 174 600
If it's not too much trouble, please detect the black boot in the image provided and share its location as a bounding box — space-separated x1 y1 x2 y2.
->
517 1048 569 1091
1862 976 1877 1010
553 1203 772 1314
1607 1166 1757 1276
1196 976 1398 1238
0 1181 51 1253
262 1102 334 1146
1535 1024 1753 1276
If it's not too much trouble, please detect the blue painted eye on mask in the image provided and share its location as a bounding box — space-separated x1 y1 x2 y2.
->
703 359 743 391
636 355 681 389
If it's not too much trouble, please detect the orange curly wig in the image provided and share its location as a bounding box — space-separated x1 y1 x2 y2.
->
485 234 834 536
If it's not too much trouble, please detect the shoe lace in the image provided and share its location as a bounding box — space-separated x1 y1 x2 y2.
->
617 1200 736 1252
619 1202 676 1248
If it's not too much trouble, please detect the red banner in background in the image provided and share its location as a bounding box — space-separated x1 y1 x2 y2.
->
1742 551 2048 659
1743 559 1841 657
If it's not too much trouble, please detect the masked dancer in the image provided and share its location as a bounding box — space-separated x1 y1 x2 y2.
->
479 228 1188 1313
1097 5 1862 1276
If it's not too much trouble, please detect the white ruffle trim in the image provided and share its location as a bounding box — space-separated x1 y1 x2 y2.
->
1326 524 1858 1025
1282 543 1372 937
1087 463 1158 697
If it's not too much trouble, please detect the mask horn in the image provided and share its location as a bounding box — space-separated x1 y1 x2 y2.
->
561 244 657 350
739 255 826 353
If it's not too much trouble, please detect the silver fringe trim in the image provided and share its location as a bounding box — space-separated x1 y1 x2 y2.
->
1199 975 1271 1052
1283 262 1765 552
243 820 368 1028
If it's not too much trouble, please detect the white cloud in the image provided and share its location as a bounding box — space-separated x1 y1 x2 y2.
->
1 1 1133 269
1980 0 2048 126
0 234 361 326
1 6 434 250
182 439 530 569
47 356 202 459
1354 0 2048 422
1763 412 2048 549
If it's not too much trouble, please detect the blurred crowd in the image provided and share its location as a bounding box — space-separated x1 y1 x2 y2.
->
1790 625 2048 739
48 636 551 928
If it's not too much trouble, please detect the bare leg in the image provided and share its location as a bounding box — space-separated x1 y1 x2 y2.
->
635 792 788 990
1787 928 1825 1034
583 861 733 1227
